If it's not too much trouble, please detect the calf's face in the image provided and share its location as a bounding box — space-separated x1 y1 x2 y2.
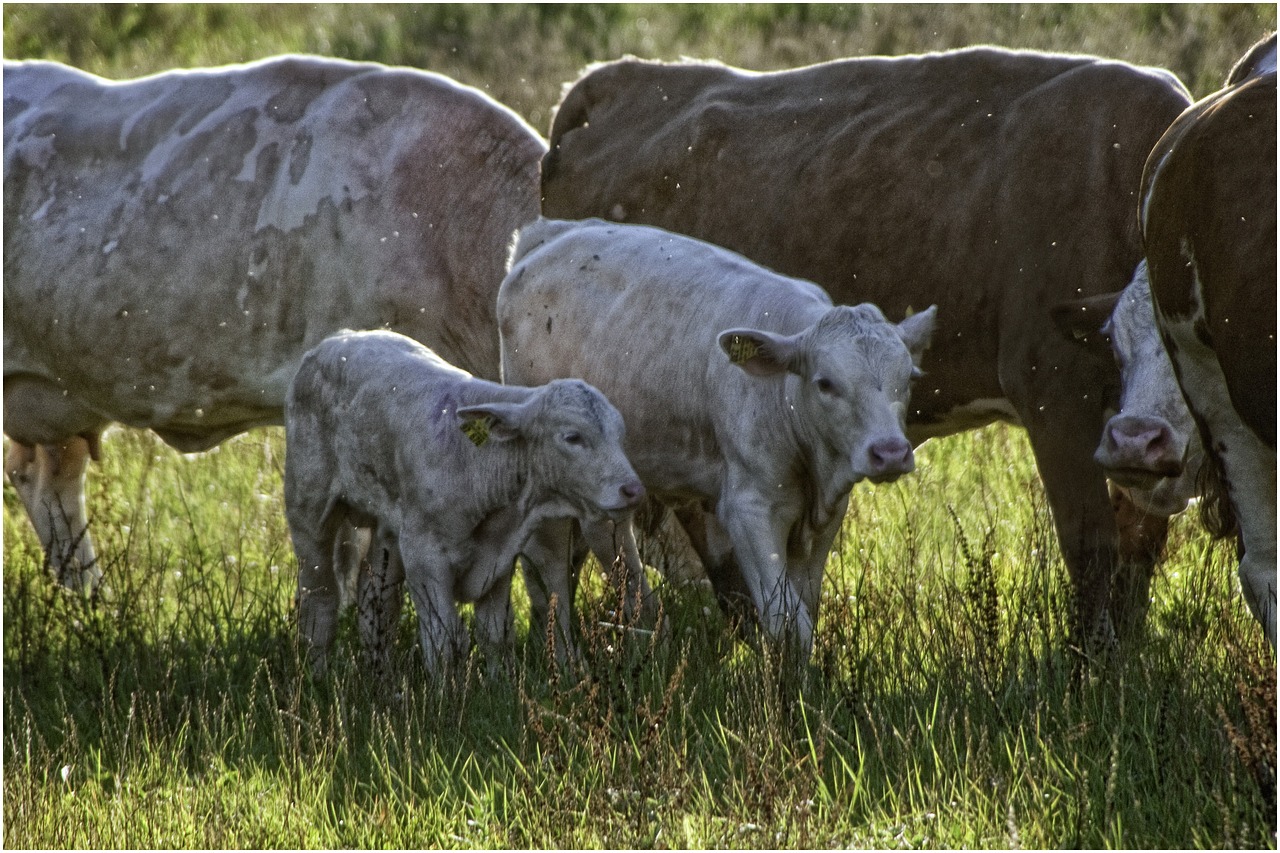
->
458 379 644 521
719 304 936 486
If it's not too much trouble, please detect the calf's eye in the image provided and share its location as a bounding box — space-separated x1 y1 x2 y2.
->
815 377 836 395
563 431 585 446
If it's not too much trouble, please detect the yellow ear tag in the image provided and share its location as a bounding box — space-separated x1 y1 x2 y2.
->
461 415 493 447
727 334 761 364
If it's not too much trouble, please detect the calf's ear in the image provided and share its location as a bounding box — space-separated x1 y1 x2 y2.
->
896 305 938 367
1049 292 1119 355
457 403 526 447
718 328 801 377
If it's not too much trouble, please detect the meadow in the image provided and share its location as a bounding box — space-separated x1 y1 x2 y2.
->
4 4 1277 848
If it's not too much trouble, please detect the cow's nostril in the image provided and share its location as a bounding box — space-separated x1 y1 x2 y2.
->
620 480 645 502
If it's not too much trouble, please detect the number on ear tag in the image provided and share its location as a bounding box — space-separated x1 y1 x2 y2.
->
726 334 761 364
461 415 494 447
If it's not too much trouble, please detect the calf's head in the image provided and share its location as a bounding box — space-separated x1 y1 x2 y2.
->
457 379 643 521
719 303 936 486
1052 261 1200 516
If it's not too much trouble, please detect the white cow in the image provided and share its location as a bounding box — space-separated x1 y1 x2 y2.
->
1053 261 1201 518
499 218 935 666
3 56 546 590
285 330 644 676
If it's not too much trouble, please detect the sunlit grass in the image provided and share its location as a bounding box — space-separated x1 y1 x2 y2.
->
4 424 1273 848
4 4 1277 847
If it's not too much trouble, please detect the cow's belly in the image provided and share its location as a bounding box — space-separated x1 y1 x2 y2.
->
907 396 1022 444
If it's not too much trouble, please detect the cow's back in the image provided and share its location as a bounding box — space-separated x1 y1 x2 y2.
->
500 217 831 495
4 56 545 451
543 49 1192 432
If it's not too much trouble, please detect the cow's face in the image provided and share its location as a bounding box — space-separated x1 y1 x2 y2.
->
1053 262 1200 516
459 379 644 522
719 303 936 486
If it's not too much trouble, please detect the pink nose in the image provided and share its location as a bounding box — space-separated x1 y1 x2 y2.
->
867 436 914 476
1102 415 1182 476
619 479 645 506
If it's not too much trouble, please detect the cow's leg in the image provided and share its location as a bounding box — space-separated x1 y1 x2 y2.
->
672 502 756 633
1232 450 1277 648
401 549 467 679
473 570 516 677
1021 419 1119 653
581 517 657 627
788 494 849 622
5 437 100 591
520 518 585 667
717 486 812 666
1201 415 1277 648
1108 482 1169 641
356 529 405 676
1165 323 1277 648
293 513 344 676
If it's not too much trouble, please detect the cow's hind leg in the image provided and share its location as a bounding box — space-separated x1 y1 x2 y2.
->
357 528 406 677
5 437 100 591
293 509 345 676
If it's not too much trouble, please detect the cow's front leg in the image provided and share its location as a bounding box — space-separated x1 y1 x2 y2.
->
473 570 516 678
400 535 468 679
5 437 100 591
581 515 657 628
717 488 812 666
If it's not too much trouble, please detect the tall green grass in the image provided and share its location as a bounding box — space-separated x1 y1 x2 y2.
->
4 4 1277 848
4 425 1274 847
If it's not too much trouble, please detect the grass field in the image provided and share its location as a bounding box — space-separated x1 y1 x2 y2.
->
4 4 1277 848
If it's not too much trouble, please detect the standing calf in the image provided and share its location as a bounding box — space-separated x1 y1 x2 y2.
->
285 330 643 676
499 218 935 666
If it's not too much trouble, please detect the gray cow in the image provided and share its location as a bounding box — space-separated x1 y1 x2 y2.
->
285 330 644 676
4 56 545 590
499 218 935 666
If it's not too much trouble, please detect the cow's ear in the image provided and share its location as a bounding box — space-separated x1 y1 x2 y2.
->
457 403 525 447
896 305 937 367
718 328 800 377
1050 292 1119 354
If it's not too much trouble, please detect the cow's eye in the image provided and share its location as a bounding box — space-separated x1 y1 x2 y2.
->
563 431 585 447
815 376 836 395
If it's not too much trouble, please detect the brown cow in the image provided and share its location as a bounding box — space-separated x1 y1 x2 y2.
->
1144 35 1276 645
541 47 1192 648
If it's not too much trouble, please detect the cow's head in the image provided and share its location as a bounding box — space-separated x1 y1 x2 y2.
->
457 379 644 522
1051 261 1200 516
718 303 936 487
